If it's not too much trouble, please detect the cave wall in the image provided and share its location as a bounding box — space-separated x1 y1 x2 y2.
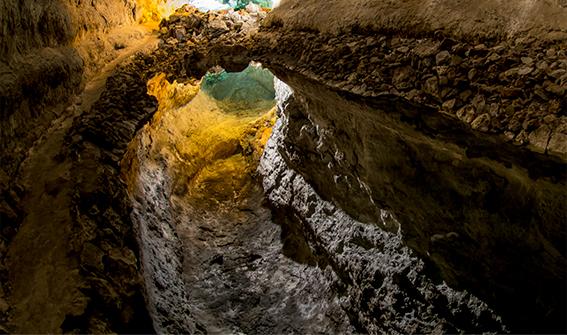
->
0 0 160 332
0 0 564 332
259 80 509 334
0 0 147 175
263 70 565 332
255 0 567 332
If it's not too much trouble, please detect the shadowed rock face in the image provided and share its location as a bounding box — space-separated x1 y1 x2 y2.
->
248 1 567 332
258 80 509 335
259 71 565 332
0 0 154 330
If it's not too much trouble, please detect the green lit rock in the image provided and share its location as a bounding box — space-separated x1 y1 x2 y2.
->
201 65 275 109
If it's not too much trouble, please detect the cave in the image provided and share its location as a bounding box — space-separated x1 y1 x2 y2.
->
0 0 566 334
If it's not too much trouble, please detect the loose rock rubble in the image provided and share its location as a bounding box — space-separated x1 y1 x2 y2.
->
151 5 266 80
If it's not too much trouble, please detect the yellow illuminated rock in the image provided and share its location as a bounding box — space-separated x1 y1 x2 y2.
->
145 72 275 206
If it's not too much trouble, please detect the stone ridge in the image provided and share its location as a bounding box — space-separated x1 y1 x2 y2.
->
153 4 265 79
254 28 567 160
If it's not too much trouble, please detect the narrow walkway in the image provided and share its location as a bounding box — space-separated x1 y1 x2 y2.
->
5 28 157 333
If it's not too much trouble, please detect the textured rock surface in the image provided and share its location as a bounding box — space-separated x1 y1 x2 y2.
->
123 128 199 334
1 1 565 334
254 25 567 160
265 0 567 39
259 81 507 334
120 74 202 334
249 2 567 332
1 6 268 332
151 4 265 79
258 68 566 332
0 0 148 176
60 57 160 333
122 76 353 333
0 35 158 333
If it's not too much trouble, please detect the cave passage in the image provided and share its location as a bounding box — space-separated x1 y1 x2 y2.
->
124 64 353 333
1 0 565 333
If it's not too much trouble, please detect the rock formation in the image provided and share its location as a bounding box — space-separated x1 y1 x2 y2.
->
255 1 567 332
0 0 565 334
